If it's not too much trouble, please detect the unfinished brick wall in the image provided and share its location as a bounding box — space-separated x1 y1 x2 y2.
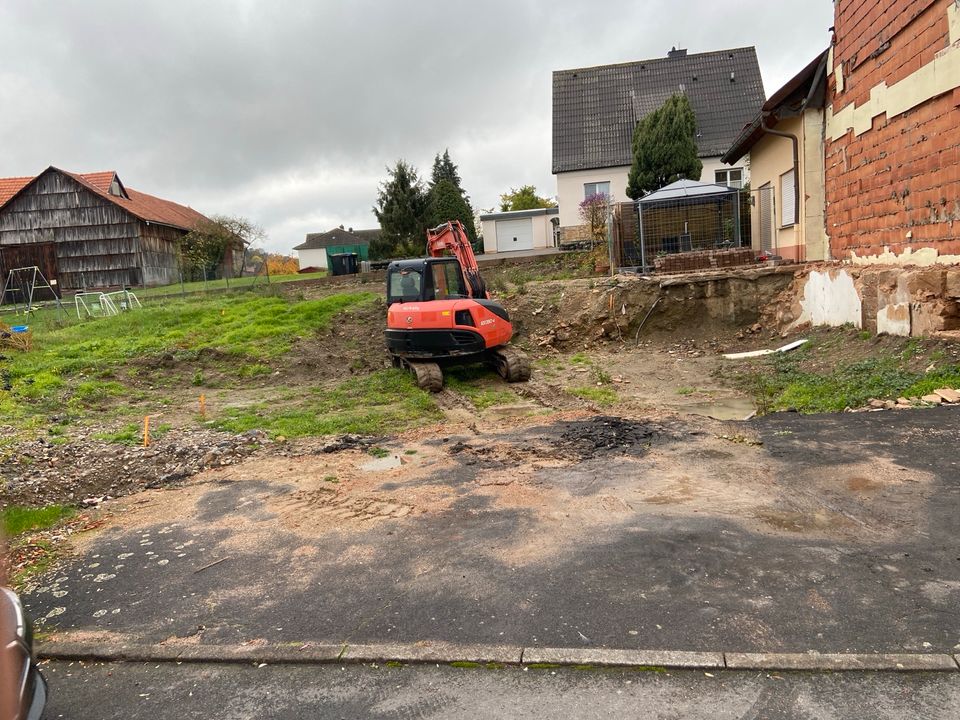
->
654 248 755 274
825 0 960 260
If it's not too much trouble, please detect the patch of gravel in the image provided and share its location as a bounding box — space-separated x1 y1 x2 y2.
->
1 428 270 508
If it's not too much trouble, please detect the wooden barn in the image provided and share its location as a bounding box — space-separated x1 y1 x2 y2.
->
0 166 239 291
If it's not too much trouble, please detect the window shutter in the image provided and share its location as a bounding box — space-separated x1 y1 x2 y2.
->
780 170 796 226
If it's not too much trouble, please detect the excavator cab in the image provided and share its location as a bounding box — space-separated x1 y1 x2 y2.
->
386 258 468 305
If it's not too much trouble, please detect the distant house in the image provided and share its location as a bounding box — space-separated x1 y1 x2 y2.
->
293 226 378 271
722 50 830 262
0 166 234 290
552 46 766 233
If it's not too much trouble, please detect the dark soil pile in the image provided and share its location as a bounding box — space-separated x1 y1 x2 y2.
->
554 415 658 459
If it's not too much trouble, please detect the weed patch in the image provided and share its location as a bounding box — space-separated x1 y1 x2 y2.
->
445 366 517 409
94 422 172 445
567 385 618 405
2 505 75 537
215 369 441 438
734 345 960 414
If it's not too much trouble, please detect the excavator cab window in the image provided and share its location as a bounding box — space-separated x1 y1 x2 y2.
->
389 268 423 303
426 259 467 301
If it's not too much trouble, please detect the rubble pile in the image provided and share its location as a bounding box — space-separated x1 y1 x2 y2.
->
860 387 960 412
1 428 268 507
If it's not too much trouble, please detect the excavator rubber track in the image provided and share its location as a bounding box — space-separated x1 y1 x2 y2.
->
489 345 531 383
407 359 444 393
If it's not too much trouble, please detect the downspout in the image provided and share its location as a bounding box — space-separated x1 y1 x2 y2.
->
760 113 799 234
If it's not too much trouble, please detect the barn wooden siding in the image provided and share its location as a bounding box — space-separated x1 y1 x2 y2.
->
0 170 184 290
139 222 183 286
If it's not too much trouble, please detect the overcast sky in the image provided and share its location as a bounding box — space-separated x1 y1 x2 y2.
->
0 1 834 253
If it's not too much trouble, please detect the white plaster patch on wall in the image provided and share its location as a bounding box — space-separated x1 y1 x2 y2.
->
827 3 960 141
877 302 911 336
849 247 960 267
794 269 863 329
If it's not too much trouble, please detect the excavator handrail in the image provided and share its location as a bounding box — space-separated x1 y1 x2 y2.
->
425 220 488 299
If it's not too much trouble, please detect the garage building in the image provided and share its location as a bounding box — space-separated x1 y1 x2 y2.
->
479 207 559 255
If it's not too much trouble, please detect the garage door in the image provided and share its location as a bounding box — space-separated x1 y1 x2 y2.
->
496 218 533 252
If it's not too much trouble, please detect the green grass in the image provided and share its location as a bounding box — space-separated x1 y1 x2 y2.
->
743 350 960 414
0 291 376 435
93 422 172 445
566 385 618 406
2 505 75 537
215 369 441 438
676 386 695 396
445 365 517 409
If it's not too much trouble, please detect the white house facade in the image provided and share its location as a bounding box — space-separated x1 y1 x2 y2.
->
552 47 765 234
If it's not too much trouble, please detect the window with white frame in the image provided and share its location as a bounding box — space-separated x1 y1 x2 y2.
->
714 168 743 188
584 181 610 199
780 169 796 226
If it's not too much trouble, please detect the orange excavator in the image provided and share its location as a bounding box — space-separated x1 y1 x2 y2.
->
384 220 531 392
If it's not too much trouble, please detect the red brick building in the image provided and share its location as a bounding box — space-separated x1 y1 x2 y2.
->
825 0 960 263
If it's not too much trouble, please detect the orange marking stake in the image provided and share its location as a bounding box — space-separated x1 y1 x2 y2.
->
143 415 151 447
199 394 206 418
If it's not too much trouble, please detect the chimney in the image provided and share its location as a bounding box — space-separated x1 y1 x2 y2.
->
348 227 353 232
667 47 687 58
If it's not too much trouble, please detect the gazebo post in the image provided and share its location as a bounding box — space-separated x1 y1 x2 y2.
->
637 201 647 272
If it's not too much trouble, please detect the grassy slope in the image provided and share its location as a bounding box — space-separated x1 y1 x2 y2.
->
1 290 377 441
733 336 960 413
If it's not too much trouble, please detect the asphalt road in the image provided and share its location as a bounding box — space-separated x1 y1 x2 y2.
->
39 660 960 720
23 407 960 655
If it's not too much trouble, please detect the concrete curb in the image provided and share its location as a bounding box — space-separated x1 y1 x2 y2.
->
37 641 960 673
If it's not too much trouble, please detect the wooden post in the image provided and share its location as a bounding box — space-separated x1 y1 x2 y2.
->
199 394 206 418
143 416 150 447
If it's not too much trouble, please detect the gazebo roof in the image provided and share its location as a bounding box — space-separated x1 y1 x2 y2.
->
639 179 738 204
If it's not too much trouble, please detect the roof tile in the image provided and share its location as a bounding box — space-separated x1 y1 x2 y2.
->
0 168 209 231
553 47 766 173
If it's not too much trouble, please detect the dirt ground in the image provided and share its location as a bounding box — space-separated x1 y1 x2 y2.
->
7 272 960 512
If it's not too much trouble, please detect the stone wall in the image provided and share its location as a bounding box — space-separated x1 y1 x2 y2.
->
770 262 960 337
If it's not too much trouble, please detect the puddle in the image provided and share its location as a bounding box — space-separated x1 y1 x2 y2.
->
359 455 403 472
679 397 756 421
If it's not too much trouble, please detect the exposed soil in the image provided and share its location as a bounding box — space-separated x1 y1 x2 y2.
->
2 429 268 508
6 270 959 514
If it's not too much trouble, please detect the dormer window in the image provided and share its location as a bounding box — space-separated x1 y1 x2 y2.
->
109 178 123 196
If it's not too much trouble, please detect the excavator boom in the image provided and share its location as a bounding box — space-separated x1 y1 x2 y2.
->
425 221 488 299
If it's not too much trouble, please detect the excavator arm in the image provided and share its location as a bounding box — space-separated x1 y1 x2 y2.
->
425 221 488 299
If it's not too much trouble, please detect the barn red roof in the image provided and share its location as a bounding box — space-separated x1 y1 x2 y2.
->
0 176 34 206
0 167 209 232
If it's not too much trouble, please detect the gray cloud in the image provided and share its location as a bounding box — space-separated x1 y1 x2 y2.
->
0 1 833 252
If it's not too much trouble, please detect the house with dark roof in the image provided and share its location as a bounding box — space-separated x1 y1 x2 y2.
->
293 226 378 270
0 166 234 290
552 46 766 230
